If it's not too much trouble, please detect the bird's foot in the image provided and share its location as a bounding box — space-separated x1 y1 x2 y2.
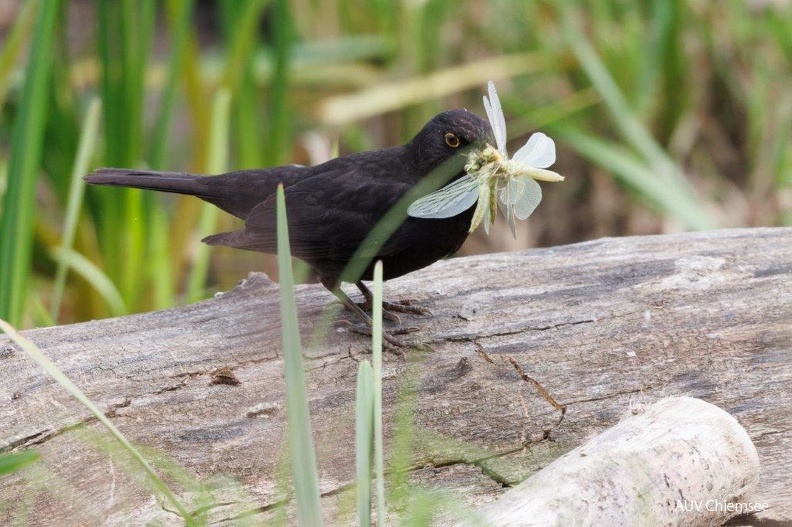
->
355 282 433 319
343 300 430 324
353 302 403 323
332 300 401 323
335 320 428 351
329 285 434 351
368 298 433 318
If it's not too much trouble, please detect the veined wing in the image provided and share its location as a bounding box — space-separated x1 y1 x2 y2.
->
497 199 518 239
512 175 542 219
495 177 516 238
495 175 541 238
498 174 524 207
497 175 542 215
407 174 479 219
512 132 556 168
483 81 507 154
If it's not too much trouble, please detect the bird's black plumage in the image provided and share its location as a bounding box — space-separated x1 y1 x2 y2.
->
85 109 493 341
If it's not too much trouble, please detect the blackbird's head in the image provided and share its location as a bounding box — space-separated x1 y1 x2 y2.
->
411 109 494 175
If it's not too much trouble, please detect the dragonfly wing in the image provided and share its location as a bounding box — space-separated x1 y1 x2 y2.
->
407 174 479 219
513 132 556 168
497 199 517 239
507 211 517 238
499 175 525 206
513 176 542 220
483 81 507 154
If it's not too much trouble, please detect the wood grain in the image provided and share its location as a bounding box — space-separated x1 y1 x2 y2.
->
1 228 790 525
479 397 761 526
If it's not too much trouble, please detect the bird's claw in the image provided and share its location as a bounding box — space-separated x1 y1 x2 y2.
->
355 300 433 322
354 283 433 319
381 300 433 317
335 321 422 350
353 303 403 323
333 300 418 324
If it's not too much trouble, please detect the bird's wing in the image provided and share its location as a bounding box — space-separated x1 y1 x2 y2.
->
200 165 307 219
205 169 417 261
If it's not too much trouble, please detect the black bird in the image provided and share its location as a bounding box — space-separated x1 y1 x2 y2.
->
84 109 493 346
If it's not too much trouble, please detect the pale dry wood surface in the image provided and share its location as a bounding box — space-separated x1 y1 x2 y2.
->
1 228 790 525
479 397 761 527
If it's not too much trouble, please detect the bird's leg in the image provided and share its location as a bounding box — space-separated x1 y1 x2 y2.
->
356 282 432 317
325 282 418 348
353 282 402 324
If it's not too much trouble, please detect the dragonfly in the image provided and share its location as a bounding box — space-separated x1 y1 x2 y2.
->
408 81 564 237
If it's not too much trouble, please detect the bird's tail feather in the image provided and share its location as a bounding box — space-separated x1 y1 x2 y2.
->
84 167 255 217
84 168 210 197
85 165 304 219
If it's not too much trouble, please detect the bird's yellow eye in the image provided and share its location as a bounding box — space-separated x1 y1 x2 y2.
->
445 132 461 148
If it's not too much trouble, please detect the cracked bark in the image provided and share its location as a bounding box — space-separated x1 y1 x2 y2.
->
1 228 791 525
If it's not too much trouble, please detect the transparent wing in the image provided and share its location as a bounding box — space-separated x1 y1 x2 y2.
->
512 132 556 168
407 174 480 219
497 199 518 239
498 175 524 206
496 177 530 239
483 81 507 154
513 176 542 219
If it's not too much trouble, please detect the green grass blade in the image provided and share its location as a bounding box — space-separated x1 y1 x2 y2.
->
0 0 60 325
0 451 40 477
148 0 198 311
561 15 716 230
562 20 674 176
264 0 294 166
276 185 324 526
149 211 176 311
50 98 103 322
507 88 601 136
149 0 195 169
220 0 270 89
0 320 195 525
553 126 711 230
355 360 374 527
95 0 124 283
120 0 155 166
50 247 127 317
29 296 55 328
372 260 386 526
0 0 38 112
223 0 269 169
96 0 156 308
186 88 231 303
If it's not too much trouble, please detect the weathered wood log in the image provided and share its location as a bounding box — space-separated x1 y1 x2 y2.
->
1 227 791 525
478 397 761 526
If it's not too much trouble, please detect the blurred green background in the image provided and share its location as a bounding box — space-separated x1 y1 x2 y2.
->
0 0 790 328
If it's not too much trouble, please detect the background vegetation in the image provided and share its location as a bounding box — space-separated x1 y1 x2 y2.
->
1 0 790 328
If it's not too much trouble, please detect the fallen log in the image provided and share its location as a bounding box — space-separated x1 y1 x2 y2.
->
478 397 761 526
1 228 791 525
